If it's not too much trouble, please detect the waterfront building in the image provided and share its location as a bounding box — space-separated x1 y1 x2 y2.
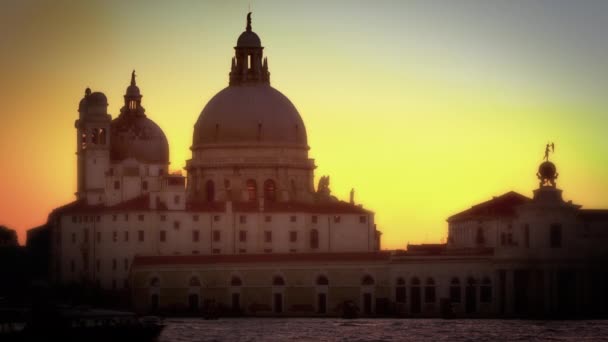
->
36 13 608 318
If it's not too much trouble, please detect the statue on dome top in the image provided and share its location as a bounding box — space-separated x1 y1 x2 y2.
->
543 142 555 161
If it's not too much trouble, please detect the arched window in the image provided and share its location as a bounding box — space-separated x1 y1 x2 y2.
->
264 179 276 202
480 277 492 303
149 277 160 288
395 277 406 303
310 229 319 249
362 275 375 286
316 275 329 286
246 179 257 202
424 278 436 303
205 180 215 202
231 276 242 287
189 276 201 287
450 277 461 303
273 276 285 286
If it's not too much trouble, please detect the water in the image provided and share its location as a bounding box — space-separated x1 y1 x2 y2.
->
159 318 608 342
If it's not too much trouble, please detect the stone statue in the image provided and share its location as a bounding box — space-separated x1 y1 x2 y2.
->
543 142 555 161
317 176 330 194
246 12 252 31
350 188 355 204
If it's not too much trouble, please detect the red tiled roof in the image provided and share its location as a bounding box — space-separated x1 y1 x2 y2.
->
447 191 531 223
132 252 391 267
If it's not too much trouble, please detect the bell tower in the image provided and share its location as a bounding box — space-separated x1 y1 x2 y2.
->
75 88 112 205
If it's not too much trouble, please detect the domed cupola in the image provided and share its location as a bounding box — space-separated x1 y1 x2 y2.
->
110 71 169 164
192 13 307 148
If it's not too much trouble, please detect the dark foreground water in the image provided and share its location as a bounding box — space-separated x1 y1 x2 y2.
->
159 318 608 342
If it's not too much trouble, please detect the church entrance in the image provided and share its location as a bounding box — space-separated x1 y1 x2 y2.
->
273 293 283 314
188 294 199 312
317 293 327 314
465 283 477 314
410 287 421 314
362 293 373 315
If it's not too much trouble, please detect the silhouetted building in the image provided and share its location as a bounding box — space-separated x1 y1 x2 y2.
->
31 13 608 318
41 13 379 297
0 226 18 247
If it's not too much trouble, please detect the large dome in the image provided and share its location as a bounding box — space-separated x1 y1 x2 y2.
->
110 115 169 164
193 85 307 147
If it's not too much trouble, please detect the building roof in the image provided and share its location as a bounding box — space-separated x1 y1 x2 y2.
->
51 196 371 216
579 209 608 221
132 252 391 267
447 191 531 223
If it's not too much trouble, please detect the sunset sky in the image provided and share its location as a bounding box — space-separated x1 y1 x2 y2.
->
1 0 607 248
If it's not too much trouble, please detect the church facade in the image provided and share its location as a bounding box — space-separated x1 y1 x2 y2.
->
43 14 608 318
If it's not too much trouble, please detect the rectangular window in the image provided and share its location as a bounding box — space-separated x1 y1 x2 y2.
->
112 214 117 222
71 233 76 243
312 215 318 224
238 248 246 254
212 248 220 254
124 214 129 221
174 221 180 229
264 248 272 253
264 231 272 243
96 216 100 222
290 216 297 222
289 248 297 253
114 181 120 190
83 229 89 243
96 259 100 272
550 224 562 248
160 230 166 242
239 215 247 224
359 216 367 223
239 230 247 242
142 181 148 191
72 216 77 223
333 215 341 223
193 215 199 222
192 230 200 242
124 231 129 242
112 259 117 271
213 230 221 242
112 231 117 242
124 258 129 271
214 215 220 222
96 232 101 243
265 215 272 223
289 231 298 242
138 214 144 221
138 230 144 242
174 195 180 204
160 215 166 222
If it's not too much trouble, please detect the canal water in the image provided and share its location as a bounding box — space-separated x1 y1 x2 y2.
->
159 318 608 341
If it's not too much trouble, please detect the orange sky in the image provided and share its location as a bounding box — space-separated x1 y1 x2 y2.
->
1 1 608 248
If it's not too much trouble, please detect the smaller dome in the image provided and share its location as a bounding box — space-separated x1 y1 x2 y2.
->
88 92 108 106
126 84 141 97
237 31 261 47
538 161 557 179
79 90 108 115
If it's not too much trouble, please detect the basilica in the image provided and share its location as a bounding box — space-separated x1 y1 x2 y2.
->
42 14 608 318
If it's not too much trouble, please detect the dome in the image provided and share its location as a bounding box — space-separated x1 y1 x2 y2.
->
193 85 307 147
79 90 108 114
237 31 261 47
538 161 557 180
110 115 169 164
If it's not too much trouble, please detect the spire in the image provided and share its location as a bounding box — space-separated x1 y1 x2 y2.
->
131 70 136 86
246 12 252 32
